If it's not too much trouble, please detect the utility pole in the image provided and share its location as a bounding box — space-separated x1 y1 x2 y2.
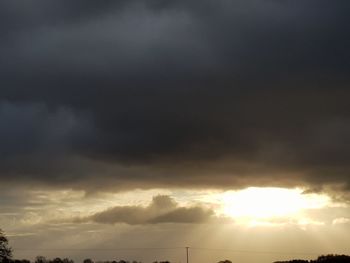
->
186 247 189 263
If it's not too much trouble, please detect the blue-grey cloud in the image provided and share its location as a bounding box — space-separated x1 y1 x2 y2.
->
78 195 214 225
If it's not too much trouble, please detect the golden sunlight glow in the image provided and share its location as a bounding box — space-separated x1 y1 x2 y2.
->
212 187 331 224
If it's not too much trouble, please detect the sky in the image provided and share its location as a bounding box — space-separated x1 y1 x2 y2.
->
1 1 350 263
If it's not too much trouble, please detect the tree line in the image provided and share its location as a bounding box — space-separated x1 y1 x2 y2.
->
2 228 350 263
274 255 350 263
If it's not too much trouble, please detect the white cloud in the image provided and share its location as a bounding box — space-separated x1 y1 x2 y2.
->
332 217 350 225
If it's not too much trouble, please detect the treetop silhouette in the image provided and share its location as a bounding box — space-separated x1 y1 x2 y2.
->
0 229 12 263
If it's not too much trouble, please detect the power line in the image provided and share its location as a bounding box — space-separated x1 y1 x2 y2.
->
13 246 338 256
190 247 333 256
14 247 184 251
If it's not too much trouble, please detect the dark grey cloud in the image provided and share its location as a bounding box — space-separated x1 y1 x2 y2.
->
1 1 350 193
77 195 213 225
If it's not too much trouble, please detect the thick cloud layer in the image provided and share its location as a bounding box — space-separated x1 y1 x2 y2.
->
1 1 350 192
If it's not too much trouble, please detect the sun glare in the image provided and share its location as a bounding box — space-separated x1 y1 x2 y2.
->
213 187 330 224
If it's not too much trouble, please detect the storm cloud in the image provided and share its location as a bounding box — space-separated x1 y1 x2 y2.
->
1 0 350 193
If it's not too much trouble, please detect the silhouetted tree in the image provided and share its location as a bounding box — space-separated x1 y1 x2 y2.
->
13 260 30 263
218 260 232 263
35 256 48 263
0 229 12 263
62 258 73 263
313 255 350 263
83 259 94 263
275 260 308 263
